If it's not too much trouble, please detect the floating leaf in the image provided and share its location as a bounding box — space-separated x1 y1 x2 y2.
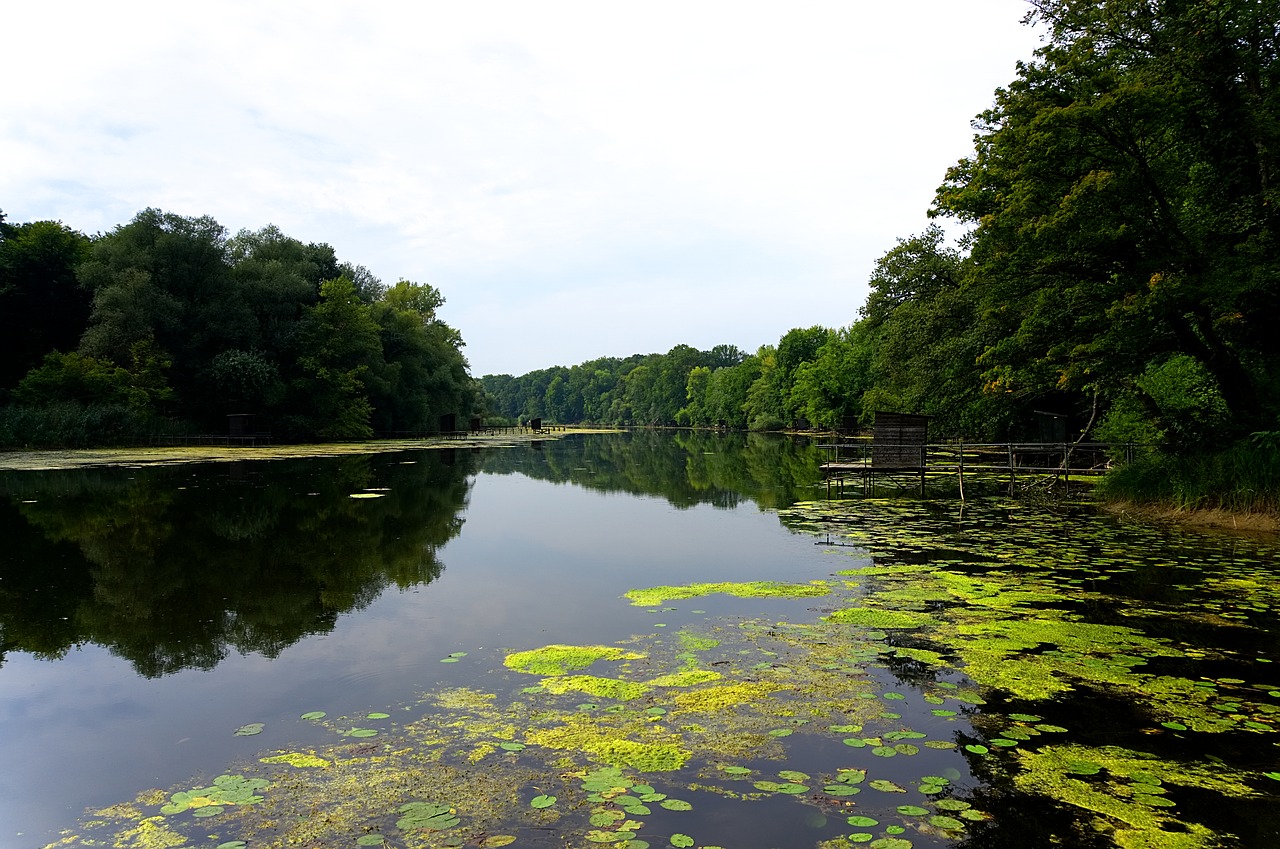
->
990 738 1018 747
896 805 929 816
480 837 517 848
964 744 988 755
1264 772 1280 781
868 780 905 793
931 709 957 717
193 806 224 817
356 836 385 846
846 816 879 827
883 692 906 700
1035 724 1068 733
869 836 912 848
721 765 751 775
217 843 247 849
933 799 972 812
300 711 326 720
779 769 810 781
499 742 526 751
234 722 265 736
776 783 809 794
843 738 867 748
1160 721 1188 731
849 835 874 844
1009 713 1042 722
824 784 859 796
872 746 897 758
530 794 557 809
367 712 390 720
660 799 693 811
894 744 920 756
670 836 694 848
929 815 965 830
768 728 792 737
397 801 459 831
348 728 378 738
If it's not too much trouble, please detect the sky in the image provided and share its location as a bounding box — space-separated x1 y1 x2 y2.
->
1 1 1044 377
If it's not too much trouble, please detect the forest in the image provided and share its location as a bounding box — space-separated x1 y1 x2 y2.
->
484 0 1280 461
0 208 477 445
4 0 1278 482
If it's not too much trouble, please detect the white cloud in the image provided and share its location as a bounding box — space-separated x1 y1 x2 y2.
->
1 0 1042 375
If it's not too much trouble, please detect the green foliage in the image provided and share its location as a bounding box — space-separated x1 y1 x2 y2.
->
1097 439 1280 513
0 209 476 444
0 216 92 390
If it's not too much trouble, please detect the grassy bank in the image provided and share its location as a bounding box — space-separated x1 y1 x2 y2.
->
1097 439 1280 526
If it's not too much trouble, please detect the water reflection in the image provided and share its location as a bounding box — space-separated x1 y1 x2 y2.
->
0 451 476 676
481 430 824 509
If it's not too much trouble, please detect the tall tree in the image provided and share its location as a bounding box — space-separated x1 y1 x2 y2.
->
0 214 92 390
934 0 1280 436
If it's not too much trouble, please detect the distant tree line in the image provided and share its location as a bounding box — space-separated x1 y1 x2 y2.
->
486 0 1280 451
0 208 477 445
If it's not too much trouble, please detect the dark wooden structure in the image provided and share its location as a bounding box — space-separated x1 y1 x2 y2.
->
869 412 929 470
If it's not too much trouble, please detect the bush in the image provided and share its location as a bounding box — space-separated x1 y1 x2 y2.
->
1098 439 1280 514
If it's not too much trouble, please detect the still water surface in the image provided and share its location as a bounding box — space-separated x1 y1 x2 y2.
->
1 432 1277 848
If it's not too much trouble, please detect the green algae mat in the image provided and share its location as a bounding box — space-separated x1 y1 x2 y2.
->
9 439 1280 849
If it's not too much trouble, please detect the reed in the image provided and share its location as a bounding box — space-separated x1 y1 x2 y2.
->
1098 438 1280 515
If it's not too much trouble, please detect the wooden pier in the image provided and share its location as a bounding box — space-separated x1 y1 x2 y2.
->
818 437 1143 497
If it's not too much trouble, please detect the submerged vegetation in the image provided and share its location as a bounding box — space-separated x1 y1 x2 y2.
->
46 489 1280 849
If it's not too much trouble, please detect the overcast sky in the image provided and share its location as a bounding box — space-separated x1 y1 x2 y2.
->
2 1 1043 377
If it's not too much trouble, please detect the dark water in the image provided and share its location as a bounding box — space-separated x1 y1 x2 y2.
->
1 432 1277 849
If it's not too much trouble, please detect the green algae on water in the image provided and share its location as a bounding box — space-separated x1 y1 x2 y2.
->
624 581 830 607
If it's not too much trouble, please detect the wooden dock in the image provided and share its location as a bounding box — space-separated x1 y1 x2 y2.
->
818 438 1144 497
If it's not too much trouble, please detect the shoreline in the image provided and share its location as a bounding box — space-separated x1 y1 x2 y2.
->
1101 500 1280 536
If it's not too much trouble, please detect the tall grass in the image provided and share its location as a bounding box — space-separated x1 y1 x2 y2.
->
1097 439 1280 514
0 403 188 449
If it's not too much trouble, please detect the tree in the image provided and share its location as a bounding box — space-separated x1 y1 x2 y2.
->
290 276 383 438
933 0 1280 439
0 215 92 390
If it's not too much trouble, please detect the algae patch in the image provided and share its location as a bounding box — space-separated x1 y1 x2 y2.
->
503 644 645 676
624 581 830 607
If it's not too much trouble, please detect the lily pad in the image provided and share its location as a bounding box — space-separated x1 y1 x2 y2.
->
234 722 265 736
356 836 385 846
868 779 905 793
846 816 879 827
300 711 326 720
670 836 694 848
530 794 557 809
397 801 459 831
660 799 693 810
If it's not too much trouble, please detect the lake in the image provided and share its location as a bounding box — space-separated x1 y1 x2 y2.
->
1 431 1277 849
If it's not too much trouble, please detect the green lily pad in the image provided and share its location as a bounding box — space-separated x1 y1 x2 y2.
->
1009 713 1042 722
965 744 988 755
300 711 326 720
776 783 809 794
846 816 879 827
192 806 223 817
1160 721 1188 731
824 784 859 797
929 815 965 830
397 801 459 831
768 728 793 737
896 805 929 816
670 836 694 848
720 765 751 775
530 794 557 809
347 728 377 738
933 799 972 812
849 834 873 844
868 837 912 849
367 712 390 720
234 722 265 736
356 836 385 846
868 779 905 792
499 742 526 751
660 799 693 810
